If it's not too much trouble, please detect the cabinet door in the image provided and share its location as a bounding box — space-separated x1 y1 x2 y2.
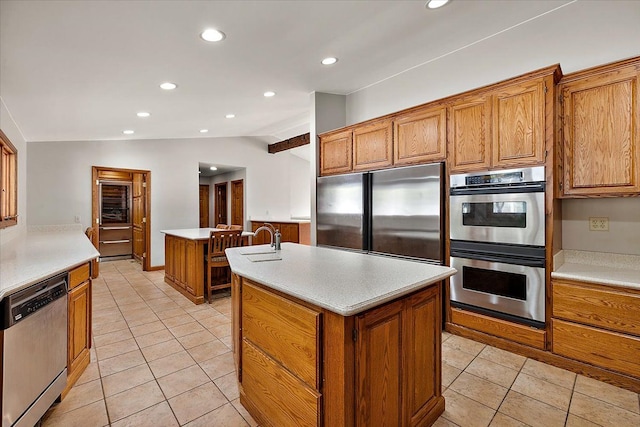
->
251 221 267 245
404 286 441 426
356 299 403 427
492 78 546 168
353 120 393 171
164 235 175 280
68 280 91 375
279 223 299 243
176 238 186 288
320 130 353 176
448 95 492 173
184 240 197 295
231 273 241 381
561 64 640 195
394 106 446 166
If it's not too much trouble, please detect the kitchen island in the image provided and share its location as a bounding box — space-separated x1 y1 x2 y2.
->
226 243 457 427
161 228 252 304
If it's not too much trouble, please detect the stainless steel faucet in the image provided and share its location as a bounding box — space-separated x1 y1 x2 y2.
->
253 224 274 248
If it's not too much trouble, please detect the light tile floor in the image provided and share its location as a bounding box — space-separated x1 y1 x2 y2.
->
41 259 640 427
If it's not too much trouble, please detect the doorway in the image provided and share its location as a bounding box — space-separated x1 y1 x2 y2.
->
199 184 210 227
91 166 152 272
231 179 244 227
214 182 228 226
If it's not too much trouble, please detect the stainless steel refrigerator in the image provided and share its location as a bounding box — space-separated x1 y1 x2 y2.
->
316 163 443 264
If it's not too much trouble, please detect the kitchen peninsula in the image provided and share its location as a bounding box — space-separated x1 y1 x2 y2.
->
161 228 252 304
226 243 456 427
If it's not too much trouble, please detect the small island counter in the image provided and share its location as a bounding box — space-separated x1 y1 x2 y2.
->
226 243 457 427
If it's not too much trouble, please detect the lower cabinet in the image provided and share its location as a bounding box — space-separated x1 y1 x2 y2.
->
236 277 443 427
163 234 206 304
63 262 92 398
250 221 311 246
551 279 640 378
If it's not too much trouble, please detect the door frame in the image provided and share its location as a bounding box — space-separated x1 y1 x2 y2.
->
214 182 228 226
92 166 152 271
231 179 244 227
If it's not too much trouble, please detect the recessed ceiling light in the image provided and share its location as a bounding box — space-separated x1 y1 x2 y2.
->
200 129 209 133
123 130 134 135
321 57 338 65
225 114 235 119
201 28 226 42
263 91 276 97
210 166 218 171
160 82 177 90
136 112 150 118
426 0 450 9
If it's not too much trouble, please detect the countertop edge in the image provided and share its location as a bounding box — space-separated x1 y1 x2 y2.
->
550 270 640 291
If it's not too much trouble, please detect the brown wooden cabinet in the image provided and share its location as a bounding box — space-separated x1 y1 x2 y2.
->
353 119 393 171
448 70 555 173
447 95 492 172
235 276 444 427
63 262 92 398
356 285 442 427
551 279 640 378
394 106 447 166
250 221 310 246
320 129 353 176
163 234 206 304
559 59 640 196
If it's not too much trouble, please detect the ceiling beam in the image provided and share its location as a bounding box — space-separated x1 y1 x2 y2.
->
268 133 310 154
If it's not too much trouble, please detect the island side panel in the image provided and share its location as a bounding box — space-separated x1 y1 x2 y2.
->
163 234 205 304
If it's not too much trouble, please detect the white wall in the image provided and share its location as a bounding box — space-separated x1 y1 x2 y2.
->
0 97 27 245
562 199 640 256
27 136 309 267
346 1 640 125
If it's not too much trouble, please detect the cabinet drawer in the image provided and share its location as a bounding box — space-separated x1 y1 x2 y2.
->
242 280 320 388
552 319 640 378
100 226 132 241
553 281 640 337
242 340 320 427
69 263 90 289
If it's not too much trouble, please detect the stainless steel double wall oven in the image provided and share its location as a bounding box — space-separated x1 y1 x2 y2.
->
449 166 546 327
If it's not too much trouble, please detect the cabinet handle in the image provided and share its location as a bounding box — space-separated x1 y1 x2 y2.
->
101 226 131 230
100 240 131 244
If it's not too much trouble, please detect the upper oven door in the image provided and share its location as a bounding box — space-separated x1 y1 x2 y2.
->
450 190 545 247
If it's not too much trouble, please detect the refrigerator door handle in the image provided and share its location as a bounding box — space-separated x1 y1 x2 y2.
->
98 181 102 226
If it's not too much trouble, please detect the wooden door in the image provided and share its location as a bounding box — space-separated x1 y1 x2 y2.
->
404 286 440 426
199 184 210 227
448 95 492 173
492 78 546 168
561 63 640 196
231 179 244 227
132 173 145 263
319 129 353 176
394 106 447 166
214 182 228 226
356 299 403 427
353 119 393 171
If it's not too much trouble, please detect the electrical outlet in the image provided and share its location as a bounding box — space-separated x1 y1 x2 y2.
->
74 215 81 223
589 217 609 231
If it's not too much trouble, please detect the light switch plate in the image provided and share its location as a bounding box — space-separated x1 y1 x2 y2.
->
589 217 609 231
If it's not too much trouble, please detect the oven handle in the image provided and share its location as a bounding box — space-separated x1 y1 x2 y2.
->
450 249 546 268
450 182 545 196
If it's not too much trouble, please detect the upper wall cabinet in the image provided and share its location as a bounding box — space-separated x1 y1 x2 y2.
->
492 78 546 169
319 129 353 176
448 68 557 173
353 119 393 171
394 105 447 166
447 95 492 172
559 59 640 196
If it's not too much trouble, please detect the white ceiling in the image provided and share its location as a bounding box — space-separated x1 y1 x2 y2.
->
0 0 575 144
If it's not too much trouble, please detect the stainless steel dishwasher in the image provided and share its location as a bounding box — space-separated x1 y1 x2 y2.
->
1 272 68 427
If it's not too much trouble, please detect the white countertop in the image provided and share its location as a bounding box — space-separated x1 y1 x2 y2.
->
0 229 100 299
226 243 456 316
161 228 253 240
552 250 640 290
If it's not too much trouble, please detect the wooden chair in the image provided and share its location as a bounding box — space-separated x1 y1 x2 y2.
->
206 230 243 302
215 224 230 229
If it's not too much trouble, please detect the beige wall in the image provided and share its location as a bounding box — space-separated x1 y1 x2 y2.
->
562 198 640 256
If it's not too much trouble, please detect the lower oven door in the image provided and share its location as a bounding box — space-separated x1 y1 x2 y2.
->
450 255 545 326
